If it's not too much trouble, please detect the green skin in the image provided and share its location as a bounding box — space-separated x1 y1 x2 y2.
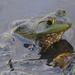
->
12 9 72 51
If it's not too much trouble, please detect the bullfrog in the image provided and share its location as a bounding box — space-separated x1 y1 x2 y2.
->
11 9 72 52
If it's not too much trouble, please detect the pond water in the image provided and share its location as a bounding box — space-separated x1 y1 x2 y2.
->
0 0 75 75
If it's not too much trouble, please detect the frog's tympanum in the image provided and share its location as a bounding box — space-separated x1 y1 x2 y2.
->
11 9 72 52
53 53 75 69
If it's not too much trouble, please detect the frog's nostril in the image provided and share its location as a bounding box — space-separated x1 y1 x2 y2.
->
63 10 65 13
63 11 66 16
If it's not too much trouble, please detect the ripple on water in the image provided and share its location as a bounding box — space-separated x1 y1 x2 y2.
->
0 33 16 62
1 71 27 75
1 71 42 75
0 59 49 75
0 17 74 75
0 43 16 61
62 28 74 42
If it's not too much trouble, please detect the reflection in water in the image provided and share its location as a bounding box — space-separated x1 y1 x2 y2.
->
8 59 14 71
6 39 75 75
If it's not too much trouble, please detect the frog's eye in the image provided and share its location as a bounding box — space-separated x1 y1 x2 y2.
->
46 20 52 25
45 17 54 25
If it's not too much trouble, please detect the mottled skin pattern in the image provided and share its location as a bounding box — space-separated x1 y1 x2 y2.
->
36 31 65 52
12 9 72 52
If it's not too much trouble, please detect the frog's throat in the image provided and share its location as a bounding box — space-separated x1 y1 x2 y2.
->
37 31 65 52
36 31 65 44
45 31 65 43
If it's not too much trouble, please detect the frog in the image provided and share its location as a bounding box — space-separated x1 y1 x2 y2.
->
10 9 72 52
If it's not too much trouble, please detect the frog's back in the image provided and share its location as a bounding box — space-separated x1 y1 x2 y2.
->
12 17 41 40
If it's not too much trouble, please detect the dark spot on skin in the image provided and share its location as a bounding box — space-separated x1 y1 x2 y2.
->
14 26 24 32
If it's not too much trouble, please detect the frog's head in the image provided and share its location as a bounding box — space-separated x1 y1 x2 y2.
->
36 9 72 35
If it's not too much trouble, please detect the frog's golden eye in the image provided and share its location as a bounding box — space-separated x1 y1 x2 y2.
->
45 17 54 25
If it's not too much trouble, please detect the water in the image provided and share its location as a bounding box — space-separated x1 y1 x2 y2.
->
0 0 75 75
